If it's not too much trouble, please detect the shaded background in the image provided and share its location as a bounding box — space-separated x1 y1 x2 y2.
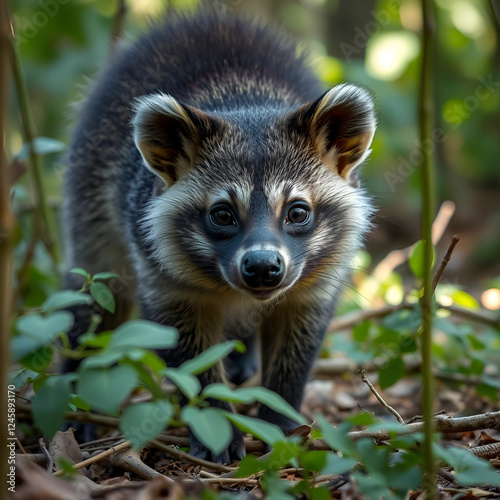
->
8 0 500 310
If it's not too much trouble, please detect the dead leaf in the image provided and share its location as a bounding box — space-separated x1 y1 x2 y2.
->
49 428 84 473
288 425 312 440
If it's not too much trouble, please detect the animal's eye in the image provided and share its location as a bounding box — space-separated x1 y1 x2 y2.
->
286 204 310 225
210 206 236 226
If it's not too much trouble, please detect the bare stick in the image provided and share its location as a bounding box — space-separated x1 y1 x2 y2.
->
308 410 500 450
0 1 14 489
359 370 405 424
470 442 500 460
432 235 460 292
38 438 53 473
8 21 60 265
53 440 132 477
109 447 167 481
372 201 455 283
16 438 28 455
149 439 235 473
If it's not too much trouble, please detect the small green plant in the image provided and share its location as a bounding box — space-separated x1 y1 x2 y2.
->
10 271 305 454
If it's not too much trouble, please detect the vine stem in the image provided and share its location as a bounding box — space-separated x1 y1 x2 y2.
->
419 0 437 496
8 21 61 267
0 0 14 490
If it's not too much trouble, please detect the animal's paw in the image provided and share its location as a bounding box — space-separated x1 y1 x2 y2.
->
189 425 245 464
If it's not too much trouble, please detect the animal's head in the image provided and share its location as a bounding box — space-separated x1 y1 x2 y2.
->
133 84 376 302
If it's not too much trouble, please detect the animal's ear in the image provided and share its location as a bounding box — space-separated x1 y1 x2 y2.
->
295 84 376 186
132 94 223 186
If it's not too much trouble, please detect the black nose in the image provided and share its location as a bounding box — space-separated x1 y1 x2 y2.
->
241 251 285 289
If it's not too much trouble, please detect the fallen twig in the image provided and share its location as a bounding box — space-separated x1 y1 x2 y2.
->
309 411 500 450
109 447 168 481
432 235 460 292
149 438 235 473
359 369 405 424
372 200 455 283
38 438 53 473
53 440 131 477
470 442 500 460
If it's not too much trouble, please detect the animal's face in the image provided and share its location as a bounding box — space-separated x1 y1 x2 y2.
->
134 85 375 301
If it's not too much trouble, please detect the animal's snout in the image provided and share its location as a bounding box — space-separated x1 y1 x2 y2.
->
241 250 285 289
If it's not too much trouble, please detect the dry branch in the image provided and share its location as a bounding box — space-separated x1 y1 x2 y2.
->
109 447 166 480
432 235 460 291
149 439 236 473
309 411 500 450
53 440 131 477
359 369 405 424
372 200 455 283
0 0 14 489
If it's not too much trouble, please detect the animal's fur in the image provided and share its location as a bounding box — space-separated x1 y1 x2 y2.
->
63 12 376 463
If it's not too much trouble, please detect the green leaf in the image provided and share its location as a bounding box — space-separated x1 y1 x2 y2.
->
467 334 485 351
69 268 89 278
19 346 53 373
353 321 371 342
120 400 174 449
434 444 500 486
77 365 137 415
109 320 178 350
236 387 306 426
477 383 499 401
181 406 232 456
16 137 65 161
179 341 244 375
13 312 73 361
81 350 125 369
202 384 255 404
224 412 285 445
93 272 119 280
9 368 39 389
90 282 115 313
450 290 479 309
164 368 201 400
42 290 93 312
32 375 71 439
320 452 357 475
69 394 90 411
409 239 435 280
300 450 328 472
78 331 113 348
347 412 378 427
316 413 356 456
55 457 78 477
235 454 268 477
468 358 485 375
139 350 166 374
378 357 405 389
17 312 74 340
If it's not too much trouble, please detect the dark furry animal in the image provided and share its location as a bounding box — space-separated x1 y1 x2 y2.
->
63 12 376 463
